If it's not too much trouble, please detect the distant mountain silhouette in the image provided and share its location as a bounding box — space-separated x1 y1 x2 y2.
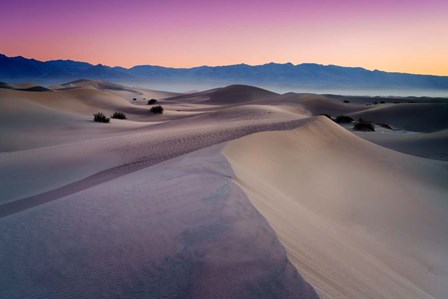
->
1 53 448 94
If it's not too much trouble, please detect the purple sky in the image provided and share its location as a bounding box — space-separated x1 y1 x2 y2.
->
1 0 447 74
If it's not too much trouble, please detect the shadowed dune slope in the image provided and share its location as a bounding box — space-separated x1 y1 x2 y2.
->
357 129 448 161
223 116 448 299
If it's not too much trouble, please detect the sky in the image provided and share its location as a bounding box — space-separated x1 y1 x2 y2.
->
1 0 447 75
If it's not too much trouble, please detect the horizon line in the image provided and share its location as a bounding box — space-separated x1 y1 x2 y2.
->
2 52 447 78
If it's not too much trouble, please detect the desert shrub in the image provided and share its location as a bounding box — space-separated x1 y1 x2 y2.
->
335 115 354 124
93 112 110 123
379 123 393 130
353 119 375 131
380 101 385 104
147 99 158 105
132 98 137 101
373 101 378 105
343 100 350 103
111 112 127 119
150 105 164 114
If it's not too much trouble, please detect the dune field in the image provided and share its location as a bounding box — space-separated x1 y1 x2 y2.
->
0 80 447 298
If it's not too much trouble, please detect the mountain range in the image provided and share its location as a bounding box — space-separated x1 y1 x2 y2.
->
1 53 448 95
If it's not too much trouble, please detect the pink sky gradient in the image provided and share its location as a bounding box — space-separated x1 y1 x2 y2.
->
1 0 447 75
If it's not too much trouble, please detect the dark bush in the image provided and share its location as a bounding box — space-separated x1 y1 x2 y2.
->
150 105 164 114
93 112 110 123
147 99 158 105
343 100 350 103
380 101 385 104
132 98 137 101
111 112 127 119
379 123 393 130
335 115 354 124
373 101 378 105
353 119 375 131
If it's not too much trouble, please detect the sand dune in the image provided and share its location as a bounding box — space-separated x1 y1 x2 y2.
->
0 88 154 151
55 79 179 102
223 116 448 299
0 98 147 152
1 80 447 298
0 81 189 151
0 87 134 115
268 93 367 116
0 145 317 299
56 78 138 90
207 84 278 104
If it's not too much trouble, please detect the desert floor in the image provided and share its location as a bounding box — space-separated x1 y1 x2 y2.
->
1 80 447 298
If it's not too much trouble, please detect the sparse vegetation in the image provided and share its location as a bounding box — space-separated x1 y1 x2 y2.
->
379 123 393 130
111 112 127 120
343 100 350 103
93 112 110 123
353 118 375 132
380 101 385 104
150 105 164 114
335 115 354 124
147 99 158 105
132 98 137 101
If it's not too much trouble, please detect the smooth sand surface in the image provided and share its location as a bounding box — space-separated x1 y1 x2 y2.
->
223 116 448 299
